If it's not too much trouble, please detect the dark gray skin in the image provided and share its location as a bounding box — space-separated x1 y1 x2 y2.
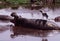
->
35 19 47 26
11 12 21 26
10 12 60 30
10 12 29 26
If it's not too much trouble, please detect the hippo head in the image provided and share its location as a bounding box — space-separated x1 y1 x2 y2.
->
11 12 22 19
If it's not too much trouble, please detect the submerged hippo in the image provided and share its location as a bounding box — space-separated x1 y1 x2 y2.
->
0 15 12 20
55 16 60 22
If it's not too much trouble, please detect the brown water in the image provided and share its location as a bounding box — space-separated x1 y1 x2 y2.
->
0 23 60 41
0 5 60 41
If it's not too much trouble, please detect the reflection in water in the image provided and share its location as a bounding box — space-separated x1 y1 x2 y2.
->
10 26 60 41
0 25 10 33
0 21 13 33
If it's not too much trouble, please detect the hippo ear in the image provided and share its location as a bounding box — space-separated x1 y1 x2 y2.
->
11 13 13 16
11 12 17 17
40 10 42 12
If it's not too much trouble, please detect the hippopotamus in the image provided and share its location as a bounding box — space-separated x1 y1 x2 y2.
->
54 16 60 22
10 12 60 30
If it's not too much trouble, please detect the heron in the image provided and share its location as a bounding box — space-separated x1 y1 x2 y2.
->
40 10 48 19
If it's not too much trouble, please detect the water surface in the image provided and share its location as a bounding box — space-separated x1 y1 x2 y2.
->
0 6 60 41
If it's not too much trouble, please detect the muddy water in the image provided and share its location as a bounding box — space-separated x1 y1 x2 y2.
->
0 7 60 41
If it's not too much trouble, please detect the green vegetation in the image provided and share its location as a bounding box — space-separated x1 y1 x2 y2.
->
6 0 30 4
0 0 30 8
55 0 60 2
0 5 5 9
0 0 60 9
